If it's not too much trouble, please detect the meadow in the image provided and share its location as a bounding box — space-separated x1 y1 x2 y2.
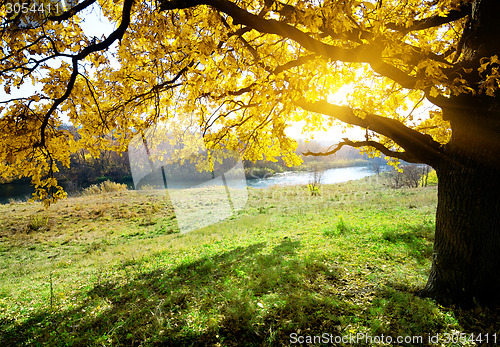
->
0 175 498 346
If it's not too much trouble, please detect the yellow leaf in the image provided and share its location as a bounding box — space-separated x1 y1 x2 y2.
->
429 87 439 98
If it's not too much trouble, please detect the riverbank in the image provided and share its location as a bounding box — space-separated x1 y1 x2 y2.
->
0 176 497 346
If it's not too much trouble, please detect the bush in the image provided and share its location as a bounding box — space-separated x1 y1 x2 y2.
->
307 163 324 196
82 180 128 196
27 214 50 232
245 167 276 179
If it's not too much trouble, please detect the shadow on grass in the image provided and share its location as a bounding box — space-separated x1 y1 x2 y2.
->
2 240 342 346
2 237 497 346
382 221 434 264
367 287 500 346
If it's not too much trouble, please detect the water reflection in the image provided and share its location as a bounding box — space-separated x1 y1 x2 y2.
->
246 166 374 189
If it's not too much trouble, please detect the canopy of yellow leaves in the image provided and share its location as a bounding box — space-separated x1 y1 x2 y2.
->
0 0 479 203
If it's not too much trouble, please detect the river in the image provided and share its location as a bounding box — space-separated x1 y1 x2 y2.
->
0 166 376 203
246 166 375 188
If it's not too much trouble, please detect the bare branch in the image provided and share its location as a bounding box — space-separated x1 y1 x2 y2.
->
79 72 109 131
303 138 415 162
295 98 443 165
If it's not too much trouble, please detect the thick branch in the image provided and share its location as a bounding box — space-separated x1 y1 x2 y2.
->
386 3 471 33
75 1 133 60
273 54 317 74
296 98 443 165
160 0 419 89
225 83 256 96
163 0 340 58
46 0 98 21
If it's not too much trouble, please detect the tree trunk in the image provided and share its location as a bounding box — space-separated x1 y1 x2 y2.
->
422 99 500 307
423 162 500 306
420 0 500 307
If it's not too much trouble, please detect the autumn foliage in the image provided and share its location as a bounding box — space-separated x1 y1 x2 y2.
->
1 0 476 203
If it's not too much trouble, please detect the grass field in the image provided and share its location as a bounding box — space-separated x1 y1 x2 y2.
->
0 175 498 346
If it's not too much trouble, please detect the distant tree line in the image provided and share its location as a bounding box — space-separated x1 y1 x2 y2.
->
52 126 133 193
385 164 437 189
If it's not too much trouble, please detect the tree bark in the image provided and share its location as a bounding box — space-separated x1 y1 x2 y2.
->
421 0 500 307
422 97 500 307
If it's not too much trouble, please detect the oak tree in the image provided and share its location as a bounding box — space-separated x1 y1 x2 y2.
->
1 0 499 306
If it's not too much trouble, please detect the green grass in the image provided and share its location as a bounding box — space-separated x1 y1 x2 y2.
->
0 176 498 346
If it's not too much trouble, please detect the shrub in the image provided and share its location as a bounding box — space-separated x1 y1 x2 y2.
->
82 180 128 196
27 214 50 232
307 164 324 196
336 217 350 234
245 167 276 179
